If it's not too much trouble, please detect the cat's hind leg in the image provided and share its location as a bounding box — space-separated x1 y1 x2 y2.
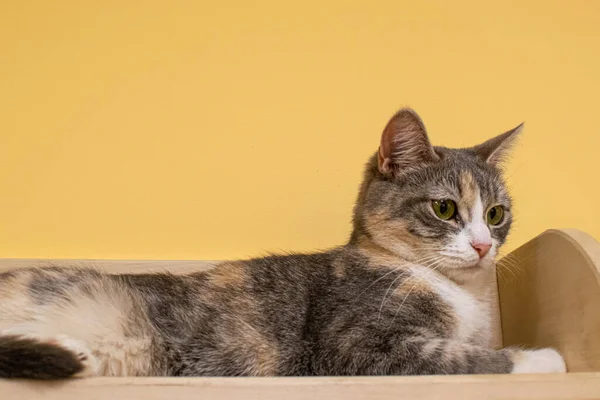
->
0 268 161 378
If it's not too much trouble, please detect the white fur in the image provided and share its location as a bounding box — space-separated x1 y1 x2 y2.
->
466 196 492 247
511 349 567 374
54 335 99 377
443 193 496 269
410 266 490 345
0 278 154 377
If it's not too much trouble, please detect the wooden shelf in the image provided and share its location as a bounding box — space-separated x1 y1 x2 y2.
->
2 373 600 400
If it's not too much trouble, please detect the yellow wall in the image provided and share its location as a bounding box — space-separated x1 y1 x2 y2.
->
1 1 599 260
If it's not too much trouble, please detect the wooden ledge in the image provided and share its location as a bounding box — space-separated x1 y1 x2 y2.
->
1 373 599 400
497 229 600 372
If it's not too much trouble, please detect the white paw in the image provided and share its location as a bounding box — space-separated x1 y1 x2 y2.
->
511 348 566 374
52 334 99 377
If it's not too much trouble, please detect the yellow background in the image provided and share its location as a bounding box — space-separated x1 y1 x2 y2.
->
1 1 598 260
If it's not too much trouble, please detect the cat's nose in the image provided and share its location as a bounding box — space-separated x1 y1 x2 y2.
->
471 242 491 258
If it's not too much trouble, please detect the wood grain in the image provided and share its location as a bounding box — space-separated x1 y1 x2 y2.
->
1 374 599 400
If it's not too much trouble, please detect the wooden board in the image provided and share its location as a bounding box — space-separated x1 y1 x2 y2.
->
1 374 599 400
498 229 600 373
0 258 217 274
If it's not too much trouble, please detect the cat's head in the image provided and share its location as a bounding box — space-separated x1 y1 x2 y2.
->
352 108 521 279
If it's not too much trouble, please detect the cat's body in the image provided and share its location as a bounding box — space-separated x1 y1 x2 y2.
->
0 109 566 378
0 250 496 377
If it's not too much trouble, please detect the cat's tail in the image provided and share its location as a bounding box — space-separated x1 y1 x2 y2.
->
0 335 87 379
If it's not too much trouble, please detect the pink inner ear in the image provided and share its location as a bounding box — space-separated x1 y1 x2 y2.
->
378 108 438 174
379 115 401 160
378 149 394 174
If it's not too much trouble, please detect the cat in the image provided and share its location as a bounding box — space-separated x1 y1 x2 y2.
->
0 108 566 379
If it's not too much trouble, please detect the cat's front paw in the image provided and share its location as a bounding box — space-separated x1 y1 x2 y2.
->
511 348 566 374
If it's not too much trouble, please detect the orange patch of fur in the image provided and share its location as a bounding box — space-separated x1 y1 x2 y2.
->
393 273 434 296
459 170 479 221
208 262 246 288
361 209 421 264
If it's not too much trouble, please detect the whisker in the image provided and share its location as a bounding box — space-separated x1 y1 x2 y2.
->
355 266 402 300
377 269 412 321
377 255 447 324
387 259 446 329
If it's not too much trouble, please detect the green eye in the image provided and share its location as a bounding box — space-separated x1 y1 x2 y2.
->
432 200 457 220
487 205 504 225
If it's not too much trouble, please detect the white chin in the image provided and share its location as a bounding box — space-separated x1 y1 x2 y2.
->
447 260 488 273
444 264 487 281
460 264 486 273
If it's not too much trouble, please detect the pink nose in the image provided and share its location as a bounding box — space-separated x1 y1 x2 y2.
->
471 242 491 258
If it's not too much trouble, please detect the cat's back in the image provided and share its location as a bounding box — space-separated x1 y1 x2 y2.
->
0 253 342 376
200 251 340 331
155 251 341 376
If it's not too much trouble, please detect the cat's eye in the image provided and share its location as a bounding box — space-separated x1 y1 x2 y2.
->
487 205 504 226
432 200 457 220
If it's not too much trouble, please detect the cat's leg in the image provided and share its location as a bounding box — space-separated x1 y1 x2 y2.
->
0 322 159 379
412 338 567 374
0 268 163 378
322 336 566 375
400 339 566 375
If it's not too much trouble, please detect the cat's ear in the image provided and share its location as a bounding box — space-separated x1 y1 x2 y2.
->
473 123 523 167
378 108 439 175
